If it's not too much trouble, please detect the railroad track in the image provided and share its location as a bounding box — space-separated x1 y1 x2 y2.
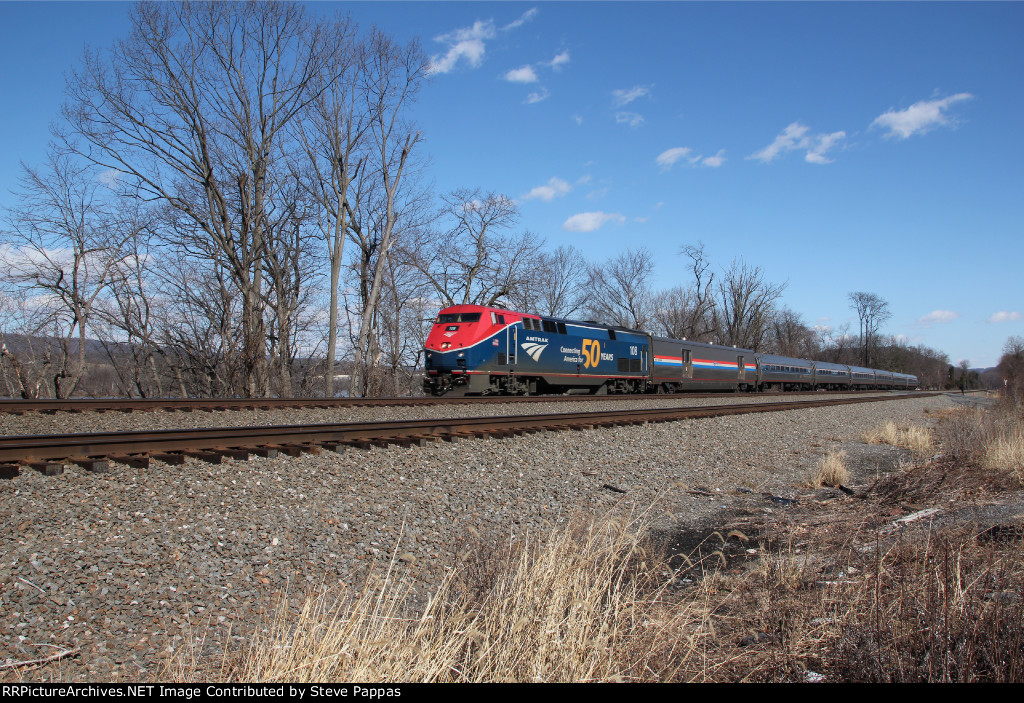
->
0 392 940 478
0 389 930 415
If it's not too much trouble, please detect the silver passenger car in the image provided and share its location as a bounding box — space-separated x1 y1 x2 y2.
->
756 353 814 391
812 361 851 390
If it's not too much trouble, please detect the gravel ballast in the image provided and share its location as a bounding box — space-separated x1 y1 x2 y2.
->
1 393 957 681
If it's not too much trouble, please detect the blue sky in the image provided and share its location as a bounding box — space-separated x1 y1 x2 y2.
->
1 1 1021 368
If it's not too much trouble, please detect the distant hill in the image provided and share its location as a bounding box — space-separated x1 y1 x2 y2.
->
0 333 121 359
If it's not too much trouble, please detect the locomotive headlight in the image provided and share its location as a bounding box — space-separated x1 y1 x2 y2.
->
457 352 464 358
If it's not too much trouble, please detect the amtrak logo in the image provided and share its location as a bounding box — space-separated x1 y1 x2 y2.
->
520 342 548 362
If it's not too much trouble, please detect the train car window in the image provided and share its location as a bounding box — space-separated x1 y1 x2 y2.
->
608 330 616 340
557 322 567 335
542 320 557 333
437 312 481 323
497 314 505 325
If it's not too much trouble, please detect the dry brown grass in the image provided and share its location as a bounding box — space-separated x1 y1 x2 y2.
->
985 428 1024 481
862 421 933 456
808 451 849 488
212 510 718 683
937 404 1024 484
981 413 1024 482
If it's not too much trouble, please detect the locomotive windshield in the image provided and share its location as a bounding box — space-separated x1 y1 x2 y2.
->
436 312 482 324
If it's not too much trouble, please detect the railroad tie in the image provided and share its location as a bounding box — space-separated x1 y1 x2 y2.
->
150 453 187 466
71 458 110 473
183 450 224 464
109 455 151 469
29 462 64 476
213 448 252 461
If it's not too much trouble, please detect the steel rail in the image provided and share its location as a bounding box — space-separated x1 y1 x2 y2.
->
0 392 941 468
0 389 926 414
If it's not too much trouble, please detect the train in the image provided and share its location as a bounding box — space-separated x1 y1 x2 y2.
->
422 304 919 396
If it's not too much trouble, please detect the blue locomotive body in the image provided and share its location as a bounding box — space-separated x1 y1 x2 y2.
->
423 304 920 396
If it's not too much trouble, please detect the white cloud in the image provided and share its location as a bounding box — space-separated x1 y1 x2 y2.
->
571 114 583 125
547 50 570 70
872 93 974 139
522 177 571 201
748 122 845 164
504 65 538 83
503 49 568 100
612 84 652 108
805 131 846 164
502 8 538 31
615 112 644 128
917 310 960 327
562 211 626 232
525 88 549 104
749 122 810 163
656 147 692 171
988 311 1022 323
429 20 496 74
97 168 121 186
700 150 727 168
657 147 726 171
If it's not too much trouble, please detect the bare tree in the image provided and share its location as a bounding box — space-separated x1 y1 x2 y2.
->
653 242 717 341
0 154 130 397
998 335 1024 401
92 203 165 397
811 321 854 363
848 291 892 366
347 29 427 397
374 246 436 395
585 248 655 329
262 187 323 397
291 14 372 396
0 291 54 399
508 245 589 318
61 0 337 396
768 307 815 358
409 189 543 310
714 259 786 350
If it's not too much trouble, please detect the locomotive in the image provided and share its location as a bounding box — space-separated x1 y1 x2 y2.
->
422 304 918 396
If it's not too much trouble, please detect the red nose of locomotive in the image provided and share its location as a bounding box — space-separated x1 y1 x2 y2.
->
423 305 514 395
424 305 490 353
